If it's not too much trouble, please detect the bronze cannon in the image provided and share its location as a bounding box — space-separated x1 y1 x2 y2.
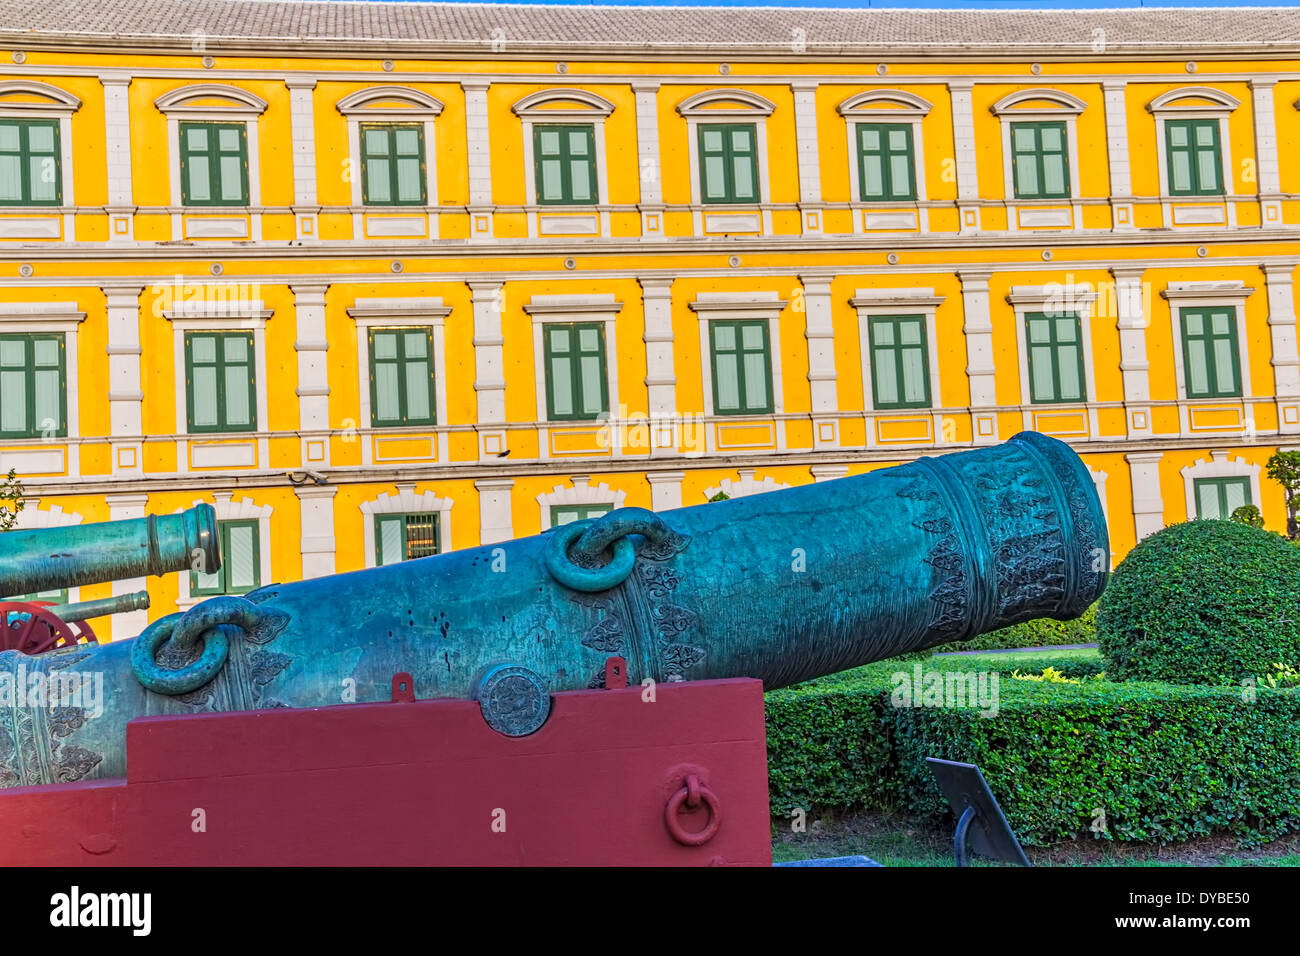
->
0 432 1107 788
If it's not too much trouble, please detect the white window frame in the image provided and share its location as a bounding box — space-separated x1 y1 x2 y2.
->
990 89 1086 231
1161 280 1254 436
346 297 451 467
677 89 776 236
689 291 788 453
155 84 267 240
1007 283 1100 437
0 80 80 239
512 89 615 239
360 482 453 567
849 288 945 447
1147 86 1240 228
336 86 444 240
1181 451 1262 521
837 89 932 234
4 498 82 604
0 301 85 479
524 294 622 457
163 298 273 472
175 492 272 610
537 475 625 531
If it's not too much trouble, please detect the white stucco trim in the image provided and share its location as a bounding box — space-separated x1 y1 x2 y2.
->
175 492 273 610
678 89 776 236
1147 86 1239 228
156 84 266 240
1160 280 1255 436
1007 284 1100 436
689 291 788 454
337 85 443 239
838 89 933 233
358 481 454 566
536 474 625 531
991 89 1086 231
513 89 615 238
0 301 86 478
703 468 790 501
162 299 273 473
346 296 452 467
524 294 622 454
850 288 945 447
1180 450 1261 520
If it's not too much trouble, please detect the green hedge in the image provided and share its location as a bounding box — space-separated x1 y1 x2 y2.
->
1097 520 1300 684
766 661 1300 846
937 604 1097 653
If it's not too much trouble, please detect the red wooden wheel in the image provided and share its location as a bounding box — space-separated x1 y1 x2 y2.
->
0 601 96 655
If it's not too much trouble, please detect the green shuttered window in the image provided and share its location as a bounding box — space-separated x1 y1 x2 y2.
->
185 332 257 433
192 519 260 596
1025 312 1086 404
544 322 607 421
361 123 426 205
179 122 249 206
710 319 773 415
534 124 597 205
375 512 440 565
0 333 66 438
856 123 915 202
0 119 61 205
551 504 612 526
1166 119 1223 196
1194 477 1251 520
369 328 436 427
698 123 759 203
869 315 931 409
1010 121 1070 200
1180 307 1242 399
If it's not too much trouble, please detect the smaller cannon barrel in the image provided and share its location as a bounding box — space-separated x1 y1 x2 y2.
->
0 504 219 598
46 590 150 623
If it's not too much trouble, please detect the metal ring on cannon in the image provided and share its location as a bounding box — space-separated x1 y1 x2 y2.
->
543 507 676 592
130 596 268 695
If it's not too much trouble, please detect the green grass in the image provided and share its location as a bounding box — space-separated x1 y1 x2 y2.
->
771 812 1300 867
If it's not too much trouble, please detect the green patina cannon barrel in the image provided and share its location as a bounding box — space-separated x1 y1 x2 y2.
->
0 504 220 598
0 432 1107 788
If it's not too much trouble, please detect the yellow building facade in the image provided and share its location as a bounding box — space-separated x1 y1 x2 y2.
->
1 3 1298 639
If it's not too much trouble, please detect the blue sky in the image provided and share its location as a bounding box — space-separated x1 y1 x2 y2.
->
396 1 1300 7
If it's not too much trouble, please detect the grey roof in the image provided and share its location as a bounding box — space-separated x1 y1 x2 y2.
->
3 1 1300 56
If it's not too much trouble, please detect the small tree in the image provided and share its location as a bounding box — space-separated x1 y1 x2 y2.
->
1266 450 1300 539
1230 504 1265 528
0 468 23 531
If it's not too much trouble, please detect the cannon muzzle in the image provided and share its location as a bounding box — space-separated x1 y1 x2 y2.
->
0 433 1106 788
0 504 219 598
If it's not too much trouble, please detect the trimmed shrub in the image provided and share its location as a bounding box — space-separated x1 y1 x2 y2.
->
937 603 1097 653
1097 520 1300 685
888 680 1300 845
765 666 1300 846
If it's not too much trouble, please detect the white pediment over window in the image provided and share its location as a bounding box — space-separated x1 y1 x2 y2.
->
704 469 790 501
1147 87 1240 114
336 85 444 119
677 88 776 118
512 88 615 120
838 89 932 118
155 84 268 116
360 483 453 517
0 80 81 113
991 88 1088 116
537 476 625 530
15 499 82 528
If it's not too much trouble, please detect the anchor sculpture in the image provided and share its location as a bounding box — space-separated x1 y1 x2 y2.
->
0 432 1108 789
